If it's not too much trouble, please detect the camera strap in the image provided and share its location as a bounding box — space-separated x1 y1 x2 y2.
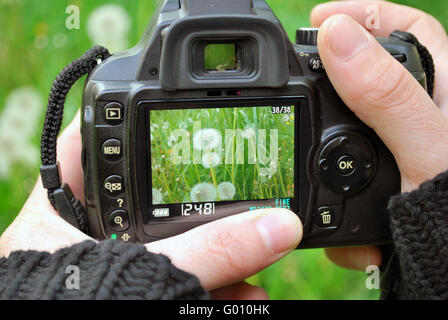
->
38 31 434 235
40 46 111 233
390 30 435 98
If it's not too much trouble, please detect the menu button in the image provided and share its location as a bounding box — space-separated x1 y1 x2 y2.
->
102 139 122 162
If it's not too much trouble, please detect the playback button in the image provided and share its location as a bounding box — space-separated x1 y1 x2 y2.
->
103 102 123 125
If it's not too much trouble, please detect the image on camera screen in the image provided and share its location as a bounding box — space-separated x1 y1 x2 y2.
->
149 105 295 205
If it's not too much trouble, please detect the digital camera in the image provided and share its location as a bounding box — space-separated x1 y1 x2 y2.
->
81 0 428 248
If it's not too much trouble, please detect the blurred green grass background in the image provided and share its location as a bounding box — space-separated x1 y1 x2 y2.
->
0 0 447 300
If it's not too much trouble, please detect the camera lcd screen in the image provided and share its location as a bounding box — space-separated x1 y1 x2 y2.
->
149 105 295 206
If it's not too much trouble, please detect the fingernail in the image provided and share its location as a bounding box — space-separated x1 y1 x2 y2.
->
325 15 370 60
255 209 302 255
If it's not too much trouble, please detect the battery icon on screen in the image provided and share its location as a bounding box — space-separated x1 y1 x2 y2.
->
152 208 170 217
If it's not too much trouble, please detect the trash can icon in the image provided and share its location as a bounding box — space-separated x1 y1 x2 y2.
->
321 211 332 224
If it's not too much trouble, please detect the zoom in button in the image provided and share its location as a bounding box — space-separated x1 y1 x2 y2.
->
109 210 129 232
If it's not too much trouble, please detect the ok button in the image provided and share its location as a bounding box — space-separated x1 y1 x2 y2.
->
337 155 357 175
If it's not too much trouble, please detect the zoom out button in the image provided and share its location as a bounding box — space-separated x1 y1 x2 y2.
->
103 175 124 197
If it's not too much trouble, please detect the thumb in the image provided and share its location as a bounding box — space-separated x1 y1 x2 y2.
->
317 14 448 192
146 208 302 291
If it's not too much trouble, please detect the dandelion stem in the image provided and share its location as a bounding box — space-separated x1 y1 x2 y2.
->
160 169 174 203
273 175 280 197
194 164 202 183
277 159 287 197
210 167 219 199
174 165 190 190
231 108 237 186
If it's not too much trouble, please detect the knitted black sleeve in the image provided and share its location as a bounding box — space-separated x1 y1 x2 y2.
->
384 171 448 299
0 240 209 300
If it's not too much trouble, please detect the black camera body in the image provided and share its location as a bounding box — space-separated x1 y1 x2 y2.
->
81 0 427 248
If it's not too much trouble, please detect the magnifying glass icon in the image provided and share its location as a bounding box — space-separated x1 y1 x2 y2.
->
114 216 123 228
105 182 113 193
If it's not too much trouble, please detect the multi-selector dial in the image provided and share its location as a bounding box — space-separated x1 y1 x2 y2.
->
318 134 376 194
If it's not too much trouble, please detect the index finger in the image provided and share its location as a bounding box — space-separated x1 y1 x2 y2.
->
325 246 382 271
310 0 448 109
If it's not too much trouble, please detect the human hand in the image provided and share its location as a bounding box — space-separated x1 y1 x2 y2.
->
310 0 448 270
0 113 302 299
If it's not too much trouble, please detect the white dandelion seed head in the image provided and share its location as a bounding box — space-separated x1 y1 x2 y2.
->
167 132 180 147
152 188 163 205
0 131 38 179
1 87 42 139
150 123 159 132
0 132 15 179
258 160 278 178
87 4 131 53
201 152 220 168
217 182 236 200
241 127 255 139
34 34 49 50
0 132 15 152
3 86 42 119
0 157 11 179
12 143 39 166
53 33 68 48
190 183 217 202
193 128 221 151
268 160 278 175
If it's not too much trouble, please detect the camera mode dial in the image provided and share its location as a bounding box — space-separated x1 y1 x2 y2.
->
318 134 376 194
